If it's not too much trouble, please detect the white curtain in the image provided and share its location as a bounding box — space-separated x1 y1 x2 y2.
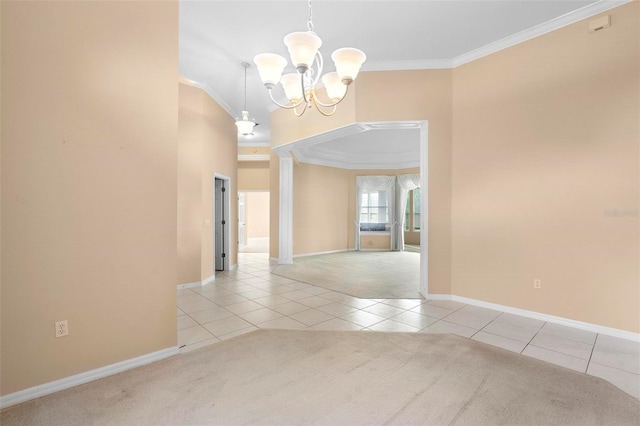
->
394 174 420 251
355 176 396 250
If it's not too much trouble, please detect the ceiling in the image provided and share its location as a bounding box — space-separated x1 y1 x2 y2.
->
179 0 620 167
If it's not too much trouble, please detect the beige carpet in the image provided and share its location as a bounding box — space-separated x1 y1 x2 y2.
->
2 330 639 425
273 251 422 299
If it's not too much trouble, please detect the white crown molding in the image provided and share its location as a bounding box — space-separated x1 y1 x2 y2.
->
238 141 271 148
363 58 453 72
428 294 640 343
238 154 270 161
0 347 178 409
179 74 237 119
451 0 629 68
353 1 629 72
293 153 419 171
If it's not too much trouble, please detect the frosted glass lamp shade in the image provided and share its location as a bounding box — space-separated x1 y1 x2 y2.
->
235 111 256 136
281 73 303 102
253 53 287 88
321 72 347 101
283 31 322 72
331 47 366 84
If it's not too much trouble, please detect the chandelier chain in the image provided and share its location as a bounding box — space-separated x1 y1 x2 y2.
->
307 0 314 32
243 64 248 111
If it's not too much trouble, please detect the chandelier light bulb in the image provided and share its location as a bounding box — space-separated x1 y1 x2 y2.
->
283 31 322 73
253 53 287 88
331 47 367 84
321 72 347 101
281 73 304 103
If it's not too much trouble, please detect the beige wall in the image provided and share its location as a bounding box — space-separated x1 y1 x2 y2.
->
293 163 350 255
451 3 639 333
246 192 270 238
238 161 270 191
360 234 391 250
1 0 178 395
178 82 238 283
238 146 271 156
271 87 357 148
178 84 204 284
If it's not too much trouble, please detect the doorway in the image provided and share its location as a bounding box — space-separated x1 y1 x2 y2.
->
272 121 428 296
214 176 231 271
238 191 270 253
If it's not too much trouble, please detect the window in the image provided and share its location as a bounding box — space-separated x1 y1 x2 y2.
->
413 187 421 231
404 188 421 232
360 190 388 231
404 196 410 231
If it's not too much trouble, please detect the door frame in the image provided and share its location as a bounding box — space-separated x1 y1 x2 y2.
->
272 120 429 297
214 173 231 272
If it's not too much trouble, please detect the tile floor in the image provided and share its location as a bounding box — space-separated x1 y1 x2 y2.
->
178 253 640 400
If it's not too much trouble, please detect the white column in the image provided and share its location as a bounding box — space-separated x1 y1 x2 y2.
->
279 156 294 264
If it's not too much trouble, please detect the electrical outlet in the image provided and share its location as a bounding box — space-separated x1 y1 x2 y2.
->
55 320 68 338
533 279 542 289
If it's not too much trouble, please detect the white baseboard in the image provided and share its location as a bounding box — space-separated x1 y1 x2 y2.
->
428 293 640 343
177 281 201 290
293 249 348 258
0 346 178 409
177 273 216 289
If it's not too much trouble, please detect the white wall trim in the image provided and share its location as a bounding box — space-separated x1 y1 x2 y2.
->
427 294 640 343
293 155 419 171
364 58 453 71
0 347 178 409
238 141 271 148
419 122 428 297
177 281 201 290
293 249 349 258
177 273 216 290
238 154 270 162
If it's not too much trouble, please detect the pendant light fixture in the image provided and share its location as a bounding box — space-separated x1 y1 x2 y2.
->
253 0 366 117
235 62 256 136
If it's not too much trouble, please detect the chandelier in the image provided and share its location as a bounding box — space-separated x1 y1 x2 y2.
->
235 62 256 136
253 0 366 117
